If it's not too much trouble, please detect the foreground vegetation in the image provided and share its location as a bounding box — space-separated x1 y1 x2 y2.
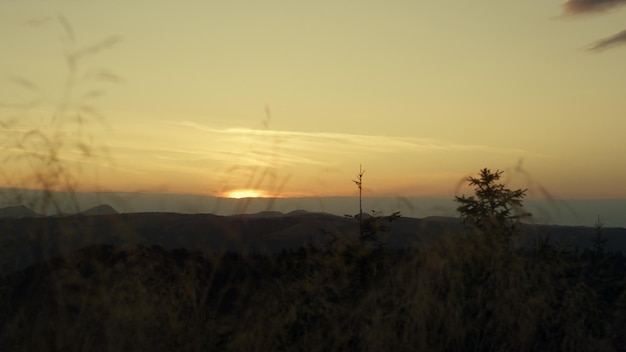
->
1 169 625 351
1 232 625 351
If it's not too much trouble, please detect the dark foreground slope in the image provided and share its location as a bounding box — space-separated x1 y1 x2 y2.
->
1 208 626 351
1 239 626 351
1 210 626 351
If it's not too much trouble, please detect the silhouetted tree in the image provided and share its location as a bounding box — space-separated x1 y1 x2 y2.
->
352 165 365 236
455 168 531 239
592 215 608 255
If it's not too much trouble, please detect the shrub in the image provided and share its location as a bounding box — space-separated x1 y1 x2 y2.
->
455 168 531 240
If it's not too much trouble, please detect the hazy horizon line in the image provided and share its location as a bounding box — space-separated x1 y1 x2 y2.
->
1 187 625 228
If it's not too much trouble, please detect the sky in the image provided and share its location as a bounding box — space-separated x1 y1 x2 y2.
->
1 0 626 203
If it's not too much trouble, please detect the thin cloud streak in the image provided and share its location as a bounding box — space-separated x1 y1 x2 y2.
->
588 29 626 51
56 120 543 193
563 0 626 15
109 140 323 167
171 120 531 157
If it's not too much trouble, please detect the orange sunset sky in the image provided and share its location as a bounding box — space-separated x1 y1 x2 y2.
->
1 1 625 200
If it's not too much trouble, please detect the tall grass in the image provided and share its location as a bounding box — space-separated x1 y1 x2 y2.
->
1 15 120 214
2 205 625 351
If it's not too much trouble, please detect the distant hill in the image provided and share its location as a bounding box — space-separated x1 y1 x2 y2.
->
0 204 118 218
80 204 118 216
0 205 42 218
232 211 285 218
0 210 625 276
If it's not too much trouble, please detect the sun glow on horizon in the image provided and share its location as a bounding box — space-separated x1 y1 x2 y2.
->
223 189 268 199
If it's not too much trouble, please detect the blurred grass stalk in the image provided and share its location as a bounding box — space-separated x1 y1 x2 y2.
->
1 15 120 215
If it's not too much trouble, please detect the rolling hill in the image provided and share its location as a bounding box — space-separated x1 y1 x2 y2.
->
0 210 624 276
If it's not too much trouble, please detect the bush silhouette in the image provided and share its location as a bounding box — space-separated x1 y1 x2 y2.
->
455 168 531 240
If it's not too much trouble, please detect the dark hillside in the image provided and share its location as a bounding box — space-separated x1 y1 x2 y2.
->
0 205 43 218
1 211 625 276
1 240 625 351
79 204 118 216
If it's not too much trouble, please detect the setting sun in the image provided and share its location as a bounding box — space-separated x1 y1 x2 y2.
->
224 189 267 199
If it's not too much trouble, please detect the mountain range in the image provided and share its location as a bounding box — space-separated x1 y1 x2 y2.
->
0 205 43 218
0 204 118 218
0 206 625 276
2 187 625 227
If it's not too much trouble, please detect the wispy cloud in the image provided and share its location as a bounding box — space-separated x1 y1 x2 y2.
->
563 0 626 15
170 120 532 157
560 1 626 52
588 29 626 51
